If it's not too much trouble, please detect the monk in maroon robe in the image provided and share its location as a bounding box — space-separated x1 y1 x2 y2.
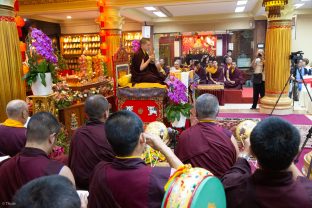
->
0 112 75 205
207 61 224 84
0 100 28 157
222 117 312 208
88 111 183 208
175 94 239 177
224 57 244 89
68 95 115 190
131 38 166 84
194 61 207 84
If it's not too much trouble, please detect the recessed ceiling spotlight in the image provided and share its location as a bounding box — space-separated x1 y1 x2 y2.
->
66 16 72 19
144 7 157 11
294 3 304 9
235 6 245 13
153 11 167 17
237 0 248 6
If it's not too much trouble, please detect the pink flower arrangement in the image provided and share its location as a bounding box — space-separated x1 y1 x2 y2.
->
132 40 140 53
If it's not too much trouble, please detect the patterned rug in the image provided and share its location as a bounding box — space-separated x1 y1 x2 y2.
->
216 117 312 148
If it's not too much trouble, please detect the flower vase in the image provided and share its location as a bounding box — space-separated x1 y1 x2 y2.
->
171 113 187 128
31 72 53 96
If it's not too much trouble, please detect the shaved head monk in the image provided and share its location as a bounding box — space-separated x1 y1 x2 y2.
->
222 117 312 208
130 38 166 84
0 112 75 205
0 100 28 157
68 95 115 190
88 111 183 208
175 94 239 177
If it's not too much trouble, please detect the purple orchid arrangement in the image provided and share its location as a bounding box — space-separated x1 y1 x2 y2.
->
166 76 188 104
24 28 58 87
132 40 140 53
30 28 57 63
165 76 192 123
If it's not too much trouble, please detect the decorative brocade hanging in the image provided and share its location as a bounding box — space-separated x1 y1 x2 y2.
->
262 0 288 18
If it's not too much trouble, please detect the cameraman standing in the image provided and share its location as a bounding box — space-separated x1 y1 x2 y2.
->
251 49 265 110
289 59 305 101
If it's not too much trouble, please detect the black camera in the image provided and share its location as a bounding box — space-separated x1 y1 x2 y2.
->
290 51 304 65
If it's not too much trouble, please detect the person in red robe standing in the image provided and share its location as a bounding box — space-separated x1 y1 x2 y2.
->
68 95 115 190
175 94 239 177
0 112 75 205
224 57 244 89
222 117 312 208
88 111 183 208
0 100 28 157
130 38 166 84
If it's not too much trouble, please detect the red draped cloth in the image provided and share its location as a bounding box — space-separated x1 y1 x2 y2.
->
68 120 115 190
130 49 166 84
0 148 63 204
175 122 237 177
88 158 171 208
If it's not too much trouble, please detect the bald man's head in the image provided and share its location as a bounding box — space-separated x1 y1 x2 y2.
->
6 100 29 124
85 95 109 121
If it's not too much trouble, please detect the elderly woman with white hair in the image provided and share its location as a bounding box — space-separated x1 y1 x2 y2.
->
251 49 265 109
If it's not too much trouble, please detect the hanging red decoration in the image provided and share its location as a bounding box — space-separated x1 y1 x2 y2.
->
15 16 25 37
14 0 19 12
97 0 107 56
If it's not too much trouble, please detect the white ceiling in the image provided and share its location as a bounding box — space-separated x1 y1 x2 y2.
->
24 0 312 23
136 0 258 17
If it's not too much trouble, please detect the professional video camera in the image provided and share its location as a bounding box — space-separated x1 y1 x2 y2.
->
290 51 304 65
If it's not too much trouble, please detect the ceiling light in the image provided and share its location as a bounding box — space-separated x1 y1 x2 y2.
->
237 0 248 6
153 11 167 17
235 6 245 13
144 7 156 11
66 16 72 19
294 3 304 8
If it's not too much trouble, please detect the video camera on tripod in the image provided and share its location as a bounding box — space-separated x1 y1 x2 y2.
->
290 51 304 65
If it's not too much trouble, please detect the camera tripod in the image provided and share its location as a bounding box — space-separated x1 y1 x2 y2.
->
270 65 312 179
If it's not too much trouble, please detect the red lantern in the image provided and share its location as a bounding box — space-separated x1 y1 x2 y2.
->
100 30 106 37
19 42 26 52
15 16 25 38
100 42 108 50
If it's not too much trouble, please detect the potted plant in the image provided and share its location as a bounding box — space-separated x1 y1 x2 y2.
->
165 76 193 128
23 28 58 96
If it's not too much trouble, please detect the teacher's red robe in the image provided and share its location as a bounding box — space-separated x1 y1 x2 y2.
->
88 158 171 208
175 122 237 177
224 65 244 89
222 158 312 208
0 147 64 204
130 48 166 84
68 120 115 190
0 124 26 157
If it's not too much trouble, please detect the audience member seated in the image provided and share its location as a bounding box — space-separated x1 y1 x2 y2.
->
13 175 81 208
303 58 311 75
68 95 115 190
194 61 207 84
207 60 225 85
0 112 75 203
223 50 233 65
222 117 312 208
0 100 28 157
89 111 183 208
158 59 170 75
189 59 195 71
224 57 244 89
172 61 182 71
130 38 166 84
175 94 239 177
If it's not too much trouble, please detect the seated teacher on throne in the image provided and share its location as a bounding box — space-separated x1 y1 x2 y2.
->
130 38 166 84
224 57 244 89
207 60 224 85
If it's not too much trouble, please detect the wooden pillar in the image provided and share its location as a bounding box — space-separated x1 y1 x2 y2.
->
260 20 292 115
0 0 26 121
